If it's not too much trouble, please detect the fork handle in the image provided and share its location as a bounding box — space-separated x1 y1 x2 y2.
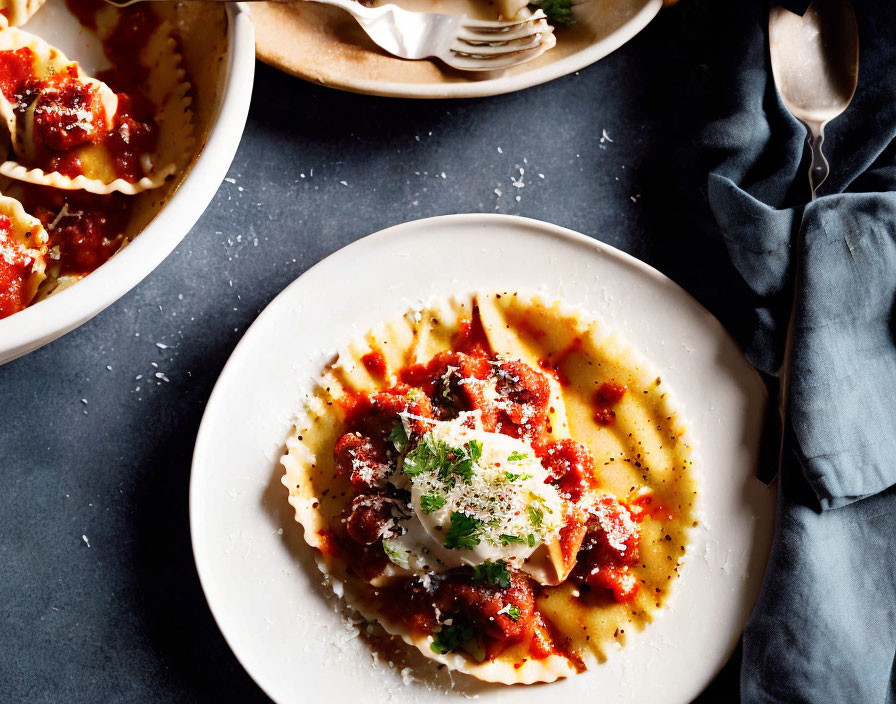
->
303 0 389 24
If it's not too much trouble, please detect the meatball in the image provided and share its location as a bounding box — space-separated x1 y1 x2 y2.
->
583 494 640 566
344 493 397 545
541 439 597 502
333 432 392 491
492 359 551 441
435 569 536 643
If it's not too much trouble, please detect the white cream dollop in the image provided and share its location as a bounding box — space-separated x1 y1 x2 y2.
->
383 416 566 577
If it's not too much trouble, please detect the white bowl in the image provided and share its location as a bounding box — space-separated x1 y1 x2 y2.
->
0 4 255 365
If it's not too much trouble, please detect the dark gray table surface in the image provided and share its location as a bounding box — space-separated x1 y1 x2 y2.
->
1 2 751 701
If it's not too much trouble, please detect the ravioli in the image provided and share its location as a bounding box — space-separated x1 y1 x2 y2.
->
0 0 46 26
0 190 47 318
0 19 193 194
281 293 697 684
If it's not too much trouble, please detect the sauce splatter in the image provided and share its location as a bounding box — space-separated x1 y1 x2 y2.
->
361 350 387 378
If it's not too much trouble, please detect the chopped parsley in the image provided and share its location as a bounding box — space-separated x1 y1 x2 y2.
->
500 534 525 545
533 0 576 26
444 511 483 550
389 422 409 452
430 619 475 655
498 604 522 621
500 533 536 548
528 505 544 528
420 493 447 514
402 432 441 476
504 471 533 482
507 451 528 462
402 432 482 485
382 539 409 569
471 560 512 588
468 439 483 463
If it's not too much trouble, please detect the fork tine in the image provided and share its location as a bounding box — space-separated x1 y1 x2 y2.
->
446 43 550 71
451 33 544 56
461 9 547 32
457 21 546 44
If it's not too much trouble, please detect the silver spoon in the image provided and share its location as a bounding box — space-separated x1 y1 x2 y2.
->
770 0 859 197
767 0 859 479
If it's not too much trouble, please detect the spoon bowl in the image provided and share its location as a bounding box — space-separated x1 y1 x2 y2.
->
769 0 859 192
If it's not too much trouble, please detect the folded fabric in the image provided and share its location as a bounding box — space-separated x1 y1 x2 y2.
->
701 0 896 700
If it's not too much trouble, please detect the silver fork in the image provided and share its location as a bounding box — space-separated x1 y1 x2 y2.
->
104 0 556 72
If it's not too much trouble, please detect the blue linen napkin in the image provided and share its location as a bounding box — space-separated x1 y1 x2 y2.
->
701 0 896 700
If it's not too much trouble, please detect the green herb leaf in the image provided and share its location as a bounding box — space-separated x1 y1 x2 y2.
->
500 534 525 546
403 432 481 485
527 533 536 547
402 433 442 476
467 439 483 463
505 605 521 621
528 505 544 528
472 560 511 589
402 455 425 476
430 619 475 654
447 457 474 483
444 512 483 550
504 471 533 482
389 422 409 452
507 451 528 462
382 539 409 569
420 493 447 514
532 0 576 26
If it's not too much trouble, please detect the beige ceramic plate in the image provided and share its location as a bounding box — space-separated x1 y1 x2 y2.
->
250 0 662 98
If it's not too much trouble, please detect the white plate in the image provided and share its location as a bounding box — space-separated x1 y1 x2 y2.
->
250 0 662 99
0 2 255 365
191 214 775 704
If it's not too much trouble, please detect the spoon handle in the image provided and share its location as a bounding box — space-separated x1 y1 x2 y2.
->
807 126 829 200
776 121 825 479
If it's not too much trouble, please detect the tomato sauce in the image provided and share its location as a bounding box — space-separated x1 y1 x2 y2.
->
538 337 583 386
0 214 38 319
13 184 130 277
452 311 491 354
361 350 387 378
0 48 34 105
591 380 628 427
